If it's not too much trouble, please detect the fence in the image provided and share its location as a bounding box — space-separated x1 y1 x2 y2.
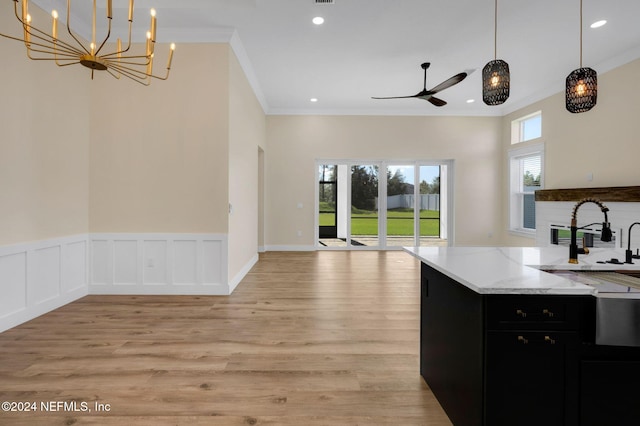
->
383 194 440 210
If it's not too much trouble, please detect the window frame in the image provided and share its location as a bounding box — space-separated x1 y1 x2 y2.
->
511 111 542 144
508 143 544 238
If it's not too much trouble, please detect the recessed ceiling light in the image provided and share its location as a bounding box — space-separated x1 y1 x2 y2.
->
466 99 475 104
312 16 325 25
590 20 607 28
310 98 318 102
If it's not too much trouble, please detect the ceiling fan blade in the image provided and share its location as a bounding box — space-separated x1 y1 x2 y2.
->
371 95 420 100
428 72 467 94
427 96 447 107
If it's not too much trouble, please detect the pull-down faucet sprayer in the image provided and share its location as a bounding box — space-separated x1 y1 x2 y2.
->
569 198 612 264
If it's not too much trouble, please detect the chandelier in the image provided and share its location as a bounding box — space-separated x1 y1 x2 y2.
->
0 0 175 85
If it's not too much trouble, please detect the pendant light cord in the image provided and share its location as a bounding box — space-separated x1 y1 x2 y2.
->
494 0 498 60
579 0 583 67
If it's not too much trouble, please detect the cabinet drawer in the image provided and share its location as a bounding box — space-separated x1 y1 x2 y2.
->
487 296 582 330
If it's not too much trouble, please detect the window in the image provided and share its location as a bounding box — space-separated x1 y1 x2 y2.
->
509 144 544 236
511 111 542 144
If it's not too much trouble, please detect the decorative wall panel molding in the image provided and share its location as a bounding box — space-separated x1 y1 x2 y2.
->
89 234 230 295
0 235 88 333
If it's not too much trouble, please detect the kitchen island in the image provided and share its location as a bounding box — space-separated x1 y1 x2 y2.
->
404 246 640 426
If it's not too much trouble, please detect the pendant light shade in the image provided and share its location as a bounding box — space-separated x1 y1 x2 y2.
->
565 0 597 113
566 67 597 113
482 59 510 105
482 0 509 106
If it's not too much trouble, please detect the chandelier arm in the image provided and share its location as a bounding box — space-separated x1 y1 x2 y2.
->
110 20 134 57
108 62 154 78
121 19 134 54
103 17 134 58
12 3 85 56
25 46 83 59
102 49 148 60
17 33 84 58
105 68 121 80
0 33 79 62
28 30 85 56
107 57 151 66
106 63 151 86
27 33 84 56
94 17 112 57
108 60 170 82
66 0 91 56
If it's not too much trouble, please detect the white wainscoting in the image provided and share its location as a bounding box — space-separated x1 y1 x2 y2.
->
0 235 89 333
89 234 230 295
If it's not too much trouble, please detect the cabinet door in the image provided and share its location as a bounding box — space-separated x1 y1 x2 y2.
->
485 331 576 426
581 360 640 426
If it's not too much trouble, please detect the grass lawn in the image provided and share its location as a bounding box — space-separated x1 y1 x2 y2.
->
320 209 440 236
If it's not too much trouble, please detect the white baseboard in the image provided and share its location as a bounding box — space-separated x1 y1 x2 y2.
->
0 235 89 333
229 253 259 293
89 233 230 295
264 245 316 252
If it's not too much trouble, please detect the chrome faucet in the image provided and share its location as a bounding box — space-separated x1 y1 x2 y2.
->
625 222 640 264
569 198 612 264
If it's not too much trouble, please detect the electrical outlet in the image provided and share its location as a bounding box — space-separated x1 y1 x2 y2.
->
297 230 302 237
146 258 155 268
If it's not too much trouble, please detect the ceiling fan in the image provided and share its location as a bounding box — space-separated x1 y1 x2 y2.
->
372 62 468 107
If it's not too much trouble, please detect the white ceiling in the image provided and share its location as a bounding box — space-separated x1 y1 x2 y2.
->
30 0 640 116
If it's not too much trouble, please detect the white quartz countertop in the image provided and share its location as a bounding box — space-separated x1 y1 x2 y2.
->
403 246 640 295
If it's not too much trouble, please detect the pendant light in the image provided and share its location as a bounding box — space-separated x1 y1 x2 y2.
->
482 0 510 105
566 0 597 113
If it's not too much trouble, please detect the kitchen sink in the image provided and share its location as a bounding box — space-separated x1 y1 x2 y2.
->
544 270 640 347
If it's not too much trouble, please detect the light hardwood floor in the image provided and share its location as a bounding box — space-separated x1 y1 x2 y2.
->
0 251 452 425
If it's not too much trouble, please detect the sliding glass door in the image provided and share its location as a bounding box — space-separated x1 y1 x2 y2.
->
317 160 451 249
350 165 379 247
386 165 415 247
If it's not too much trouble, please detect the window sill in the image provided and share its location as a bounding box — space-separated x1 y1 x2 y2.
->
509 228 536 239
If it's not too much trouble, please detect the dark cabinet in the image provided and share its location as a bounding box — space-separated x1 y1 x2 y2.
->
420 263 484 426
580 357 640 425
484 295 585 426
485 331 578 426
420 264 587 426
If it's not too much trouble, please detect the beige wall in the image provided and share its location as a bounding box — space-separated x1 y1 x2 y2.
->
0 6 90 246
502 58 640 246
89 44 230 234
265 115 503 247
228 50 266 280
